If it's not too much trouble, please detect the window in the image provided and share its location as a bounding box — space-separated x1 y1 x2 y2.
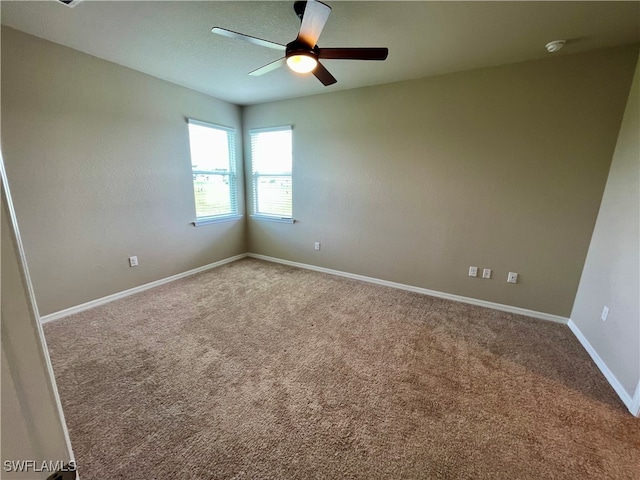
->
249 126 293 221
187 119 238 223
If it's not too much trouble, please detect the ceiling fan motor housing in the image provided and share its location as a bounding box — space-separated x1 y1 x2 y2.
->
293 1 307 21
286 40 318 60
285 40 319 73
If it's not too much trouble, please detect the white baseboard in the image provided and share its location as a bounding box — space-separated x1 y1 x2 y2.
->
247 253 569 325
40 251 637 417
568 319 639 417
40 253 248 324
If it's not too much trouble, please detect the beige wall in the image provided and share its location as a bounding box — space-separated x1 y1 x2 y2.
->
570 54 640 398
243 45 639 317
2 27 246 315
2 25 638 322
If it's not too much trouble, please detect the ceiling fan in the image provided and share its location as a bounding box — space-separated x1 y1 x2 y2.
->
211 0 388 86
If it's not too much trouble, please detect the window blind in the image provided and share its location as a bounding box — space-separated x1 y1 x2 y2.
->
249 126 293 219
187 119 238 220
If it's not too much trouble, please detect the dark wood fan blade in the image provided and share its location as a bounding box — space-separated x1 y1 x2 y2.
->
249 58 287 76
313 61 337 86
297 0 331 48
211 27 286 51
318 48 389 60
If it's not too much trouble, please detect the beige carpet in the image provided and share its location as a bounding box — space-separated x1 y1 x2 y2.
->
43 258 639 479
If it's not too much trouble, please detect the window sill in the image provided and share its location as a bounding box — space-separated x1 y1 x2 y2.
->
192 215 243 227
251 215 295 224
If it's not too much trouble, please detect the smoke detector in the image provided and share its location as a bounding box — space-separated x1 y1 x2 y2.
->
545 40 566 53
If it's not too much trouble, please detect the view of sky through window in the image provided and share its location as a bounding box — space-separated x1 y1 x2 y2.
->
188 123 230 172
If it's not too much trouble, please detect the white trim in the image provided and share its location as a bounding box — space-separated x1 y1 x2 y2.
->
192 214 243 226
247 253 569 325
631 380 640 417
187 117 235 133
1 156 77 464
250 214 294 224
568 319 638 416
248 125 294 134
38 250 639 418
40 253 248 324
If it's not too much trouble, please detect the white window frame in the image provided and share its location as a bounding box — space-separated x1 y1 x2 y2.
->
249 126 294 223
187 119 241 226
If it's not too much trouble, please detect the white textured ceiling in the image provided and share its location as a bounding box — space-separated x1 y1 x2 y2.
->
2 1 639 105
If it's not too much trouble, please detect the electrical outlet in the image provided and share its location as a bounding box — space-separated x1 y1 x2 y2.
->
314 242 321 251
507 272 518 284
601 306 609 321
129 256 138 267
468 266 478 277
482 268 492 279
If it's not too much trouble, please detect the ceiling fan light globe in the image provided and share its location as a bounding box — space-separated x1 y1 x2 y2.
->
286 54 318 74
